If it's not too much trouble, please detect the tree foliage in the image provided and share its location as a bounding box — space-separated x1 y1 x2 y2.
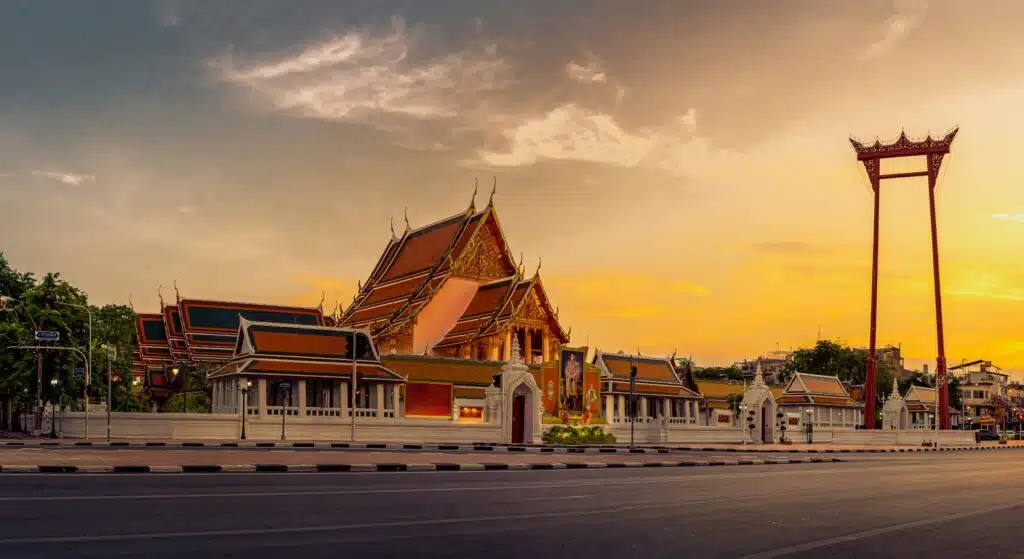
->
0 253 142 426
693 366 746 381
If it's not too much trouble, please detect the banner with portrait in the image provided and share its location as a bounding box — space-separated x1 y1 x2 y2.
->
560 347 587 413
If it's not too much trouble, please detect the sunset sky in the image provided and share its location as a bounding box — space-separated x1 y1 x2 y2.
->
1 0 1023 374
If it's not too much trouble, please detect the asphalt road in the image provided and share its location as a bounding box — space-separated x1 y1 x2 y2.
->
0 451 1020 558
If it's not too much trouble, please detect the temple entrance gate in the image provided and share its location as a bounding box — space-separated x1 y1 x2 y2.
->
512 390 527 444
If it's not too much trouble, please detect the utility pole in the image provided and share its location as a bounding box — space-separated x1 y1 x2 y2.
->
629 355 637 449
56 301 91 438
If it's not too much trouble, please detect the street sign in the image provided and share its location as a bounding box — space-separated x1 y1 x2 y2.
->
35 331 60 342
72 367 85 377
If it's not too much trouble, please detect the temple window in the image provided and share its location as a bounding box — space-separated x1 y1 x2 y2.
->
267 380 294 407
647 398 659 418
383 384 395 410
306 379 336 408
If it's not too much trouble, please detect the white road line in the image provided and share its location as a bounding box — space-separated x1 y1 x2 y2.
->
739 500 1024 558
0 489 802 546
519 494 594 502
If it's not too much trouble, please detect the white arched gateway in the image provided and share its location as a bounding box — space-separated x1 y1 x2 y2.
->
741 363 777 444
493 339 543 444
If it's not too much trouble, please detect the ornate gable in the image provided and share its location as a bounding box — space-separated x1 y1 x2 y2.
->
519 290 547 322
451 215 515 281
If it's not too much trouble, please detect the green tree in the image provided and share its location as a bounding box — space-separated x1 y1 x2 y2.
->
0 254 144 427
695 366 746 381
780 340 899 407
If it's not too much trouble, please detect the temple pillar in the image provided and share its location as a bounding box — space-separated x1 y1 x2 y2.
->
524 329 533 365
392 385 401 418
298 379 307 417
503 330 512 361
340 382 349 418
605 394 614 421
257 378 268 416
460 344 472 360
541 332 550 363
617 395 625 421
663 399 670 419
375 384 384 418
487 339 500 361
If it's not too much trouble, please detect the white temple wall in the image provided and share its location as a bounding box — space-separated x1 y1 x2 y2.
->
57 412 502 443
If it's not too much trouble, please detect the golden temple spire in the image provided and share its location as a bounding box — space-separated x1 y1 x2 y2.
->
488 176 496 207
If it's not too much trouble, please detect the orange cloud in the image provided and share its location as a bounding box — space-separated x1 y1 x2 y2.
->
288 274 355 312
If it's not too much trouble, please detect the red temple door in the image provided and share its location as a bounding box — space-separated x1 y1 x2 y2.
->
512 394 526 443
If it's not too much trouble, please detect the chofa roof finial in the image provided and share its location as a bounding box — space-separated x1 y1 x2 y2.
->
128 294 135 313
517 253 524 275
404 206 411 231
470 177 478 210
173 280 181 303
390 216 397 240
318 291 325 311
158 284 165 308
535 256 542 276
488 176 496 207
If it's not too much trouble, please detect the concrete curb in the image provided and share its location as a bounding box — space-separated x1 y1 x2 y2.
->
1 440 1017 454
0 456 843 474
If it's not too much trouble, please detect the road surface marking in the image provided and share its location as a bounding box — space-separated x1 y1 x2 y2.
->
739 500 1024 558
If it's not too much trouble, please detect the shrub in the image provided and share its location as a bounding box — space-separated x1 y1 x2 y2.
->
542 424 616 445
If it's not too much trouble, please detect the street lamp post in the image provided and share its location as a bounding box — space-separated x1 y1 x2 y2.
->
48 378 59 439
804 408 814 444
56 301 91 439
280 383 291 441
238 379 251 440
100 344 117 442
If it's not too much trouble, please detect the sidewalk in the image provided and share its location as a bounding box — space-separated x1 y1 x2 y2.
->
0 447 842 474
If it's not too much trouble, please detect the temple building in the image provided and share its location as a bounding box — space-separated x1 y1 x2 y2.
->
338 190 569 363
592 351 703 425
131 290 329 402
129 191 608 434
776 373 864 429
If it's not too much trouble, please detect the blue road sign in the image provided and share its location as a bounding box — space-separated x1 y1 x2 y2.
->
72 367 85 377
35 331 60 342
